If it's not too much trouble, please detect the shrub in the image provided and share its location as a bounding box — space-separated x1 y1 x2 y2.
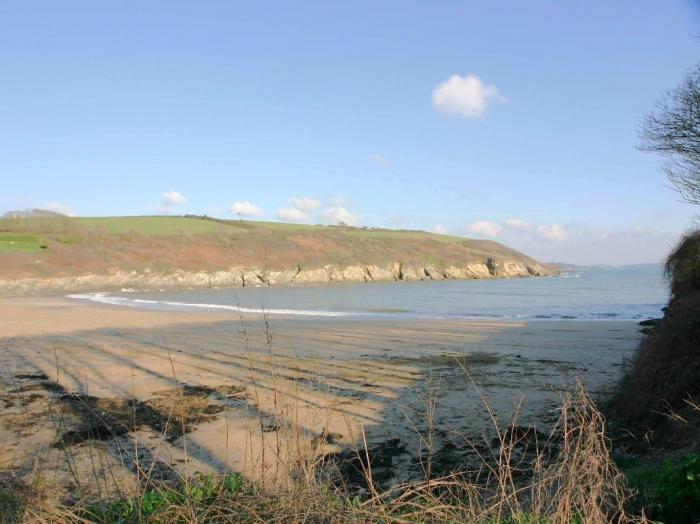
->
624 453 700 524
666 229 700 300
609 230 700 442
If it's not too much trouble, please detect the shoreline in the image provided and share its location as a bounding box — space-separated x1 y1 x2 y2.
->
0 296 534 338
65 290 656 322
0 296 228 338
0 259 552 297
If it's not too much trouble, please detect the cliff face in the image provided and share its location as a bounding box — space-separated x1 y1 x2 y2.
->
0 258 549 296
0 216 552 296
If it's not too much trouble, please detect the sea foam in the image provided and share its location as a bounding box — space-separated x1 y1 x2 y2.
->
67 292 356 317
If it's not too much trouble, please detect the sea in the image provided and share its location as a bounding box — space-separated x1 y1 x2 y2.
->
69 265 668 322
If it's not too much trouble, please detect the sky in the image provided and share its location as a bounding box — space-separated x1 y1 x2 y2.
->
1 1 699 265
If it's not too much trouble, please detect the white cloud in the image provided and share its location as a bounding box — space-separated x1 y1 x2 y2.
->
536 224 568 241
276 207 309 222
230 201 264 217
432 74 505 118
467 218 567 241
42 202 76 216
289 197 321 211
467 220 503 237
370 154 390 167
504 218 530 230
455 217 677 265
328 196 346 207
319 206 359 226
161 190 187 208
525 225 678 265
433 225 447 234
274 196 359 226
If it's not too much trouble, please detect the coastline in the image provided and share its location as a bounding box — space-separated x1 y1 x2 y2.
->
0 259 551 297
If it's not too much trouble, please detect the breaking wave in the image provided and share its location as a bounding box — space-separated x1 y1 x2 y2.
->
67 292 358 318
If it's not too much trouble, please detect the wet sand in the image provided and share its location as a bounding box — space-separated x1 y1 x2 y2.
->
0 298 641 499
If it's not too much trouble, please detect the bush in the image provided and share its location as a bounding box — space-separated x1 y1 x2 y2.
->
609 230 700 442
666 229 700 300
624 453 700 524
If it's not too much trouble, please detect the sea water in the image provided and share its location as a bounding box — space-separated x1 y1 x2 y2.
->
69 265 668 321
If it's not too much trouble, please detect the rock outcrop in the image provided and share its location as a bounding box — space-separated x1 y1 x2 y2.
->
0 258 551 297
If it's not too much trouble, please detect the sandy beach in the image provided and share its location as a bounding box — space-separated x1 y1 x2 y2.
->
0 297 641 501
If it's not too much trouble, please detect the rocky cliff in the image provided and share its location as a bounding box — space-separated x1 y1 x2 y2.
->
0 258 549 296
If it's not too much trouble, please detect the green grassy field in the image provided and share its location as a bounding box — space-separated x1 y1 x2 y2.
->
68 215 465 242
72 215 330 235
0 234 47 253
73 216 229 235
1 214 467 242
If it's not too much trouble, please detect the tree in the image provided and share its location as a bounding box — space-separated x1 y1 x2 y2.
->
640 65 700 205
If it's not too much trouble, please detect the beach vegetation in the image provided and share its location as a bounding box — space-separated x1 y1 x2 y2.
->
608 229 700 443
665 229 700 300
0 359 638 523
606 227 700 522
621 453 700 523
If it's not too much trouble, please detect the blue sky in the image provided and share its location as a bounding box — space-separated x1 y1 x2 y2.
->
1 1 699 264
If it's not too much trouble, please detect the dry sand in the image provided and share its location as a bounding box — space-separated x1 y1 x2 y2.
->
0 297 641 502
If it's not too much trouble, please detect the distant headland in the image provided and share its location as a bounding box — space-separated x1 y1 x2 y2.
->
0 212 552 296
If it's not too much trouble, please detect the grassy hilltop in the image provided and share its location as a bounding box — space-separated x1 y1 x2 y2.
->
0 213 548 283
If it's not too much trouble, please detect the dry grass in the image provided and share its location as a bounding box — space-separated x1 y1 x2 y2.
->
10 400 637 522
4 386 639 522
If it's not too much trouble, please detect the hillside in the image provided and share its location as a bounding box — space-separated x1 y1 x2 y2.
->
610 230 700 448
0 214 551 295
